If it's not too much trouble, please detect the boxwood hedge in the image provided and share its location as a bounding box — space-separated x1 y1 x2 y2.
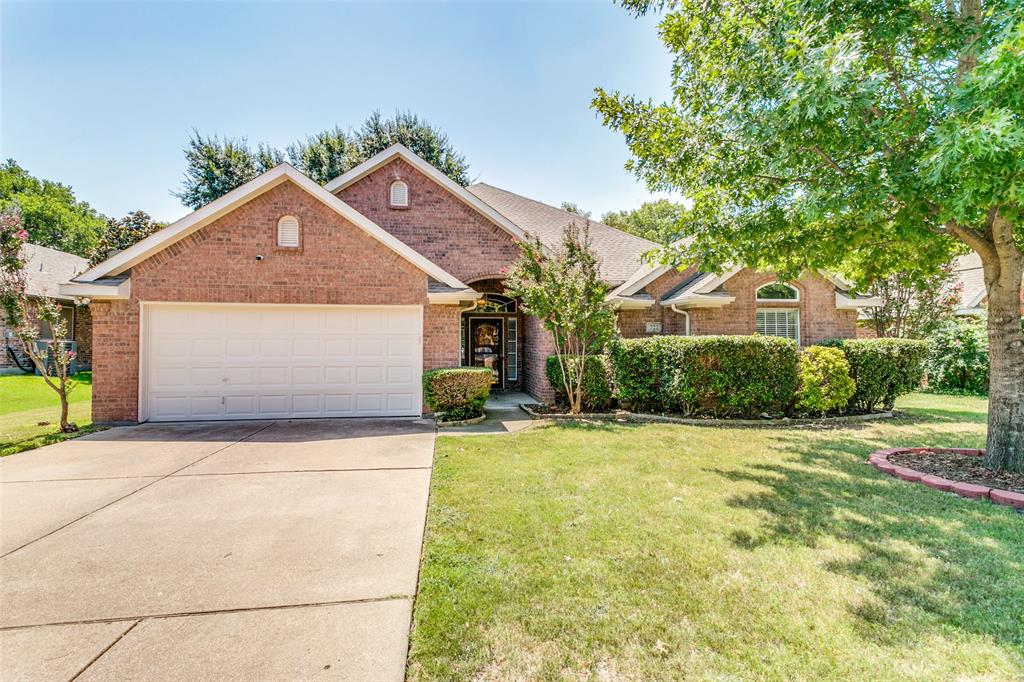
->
423 367 493 421
545 355 615 412
816 338 928 411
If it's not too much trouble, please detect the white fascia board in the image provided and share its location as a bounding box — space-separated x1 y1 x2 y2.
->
660 293 736 309
956 306 985 317
427 290 480 305
691 265 743 294
59 279 131 300
324 144 532 246
607 295 655 310
835 291 883 309
611 263 673 297
80 164 468 291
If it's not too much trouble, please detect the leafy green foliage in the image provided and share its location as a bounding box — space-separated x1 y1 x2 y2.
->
926 317 990 394
504 223 617 415
175 112 471 209
88 210 166 267
818 338 928 411
608 335 800 417
0 160 105 257
796 346 856 415
423 368 493 421
560 202 591 218
600 199 687 243
545 355 614 412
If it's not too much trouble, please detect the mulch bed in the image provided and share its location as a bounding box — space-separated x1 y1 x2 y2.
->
888 450 1024 494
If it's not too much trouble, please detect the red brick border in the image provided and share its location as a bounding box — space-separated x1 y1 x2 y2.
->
868 448 1024 509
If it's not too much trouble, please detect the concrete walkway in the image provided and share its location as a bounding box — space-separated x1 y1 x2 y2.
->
0 418 435 681
440 392 539 436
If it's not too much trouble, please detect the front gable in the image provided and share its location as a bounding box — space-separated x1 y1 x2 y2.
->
334 157 523 284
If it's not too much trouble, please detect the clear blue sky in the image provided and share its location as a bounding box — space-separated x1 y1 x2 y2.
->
1 1 675 224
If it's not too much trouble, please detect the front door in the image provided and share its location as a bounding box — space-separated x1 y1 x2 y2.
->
469 318 502 388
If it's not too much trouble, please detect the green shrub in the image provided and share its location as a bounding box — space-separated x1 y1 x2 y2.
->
545 355 614 412
796 346 856 415
925 318 989 394
422 368 493 421
609 335 800 418
817 338 928 411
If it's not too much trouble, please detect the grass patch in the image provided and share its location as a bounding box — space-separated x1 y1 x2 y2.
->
409 392 1022 680
0 372 101 456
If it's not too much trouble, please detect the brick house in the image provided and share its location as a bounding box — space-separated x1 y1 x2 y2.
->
63 144 879 423
3 243 92 374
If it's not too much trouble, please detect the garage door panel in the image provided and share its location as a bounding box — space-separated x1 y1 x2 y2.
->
145 305 422 421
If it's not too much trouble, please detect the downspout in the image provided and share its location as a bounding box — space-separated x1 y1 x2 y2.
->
670 304 691 336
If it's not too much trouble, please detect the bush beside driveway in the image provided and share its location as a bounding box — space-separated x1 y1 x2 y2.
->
408 392 1023 680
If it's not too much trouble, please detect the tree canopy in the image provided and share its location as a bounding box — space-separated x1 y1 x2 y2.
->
593 0 1023 469
88 210 167 267
0 160 106 257
175 111 471 209
601 199 688 242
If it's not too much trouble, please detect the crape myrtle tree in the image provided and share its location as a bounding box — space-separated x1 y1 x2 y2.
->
0 206 79 432
594 0 1024 471
504 223 617 415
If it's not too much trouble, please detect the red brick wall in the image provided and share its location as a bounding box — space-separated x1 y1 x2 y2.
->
618 269 857 345
524 315 556 402
335 159 521 283
91 180 462 422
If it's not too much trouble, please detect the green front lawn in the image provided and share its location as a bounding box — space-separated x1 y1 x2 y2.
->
0 372 101 456
409 393 1022 680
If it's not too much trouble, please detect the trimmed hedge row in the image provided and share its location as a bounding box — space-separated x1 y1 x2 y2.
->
545 355 614 412
423 367 493 421
545 336 927 418
817 338 928 411
608 335 800 418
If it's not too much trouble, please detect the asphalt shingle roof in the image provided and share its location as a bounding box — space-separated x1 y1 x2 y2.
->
22 243 88 300
953 252 986 310
466 183 657 285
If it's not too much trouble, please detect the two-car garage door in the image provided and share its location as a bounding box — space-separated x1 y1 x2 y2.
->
142 304 422 421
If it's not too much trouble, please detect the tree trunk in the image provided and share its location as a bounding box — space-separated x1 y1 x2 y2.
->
982 250 1024 472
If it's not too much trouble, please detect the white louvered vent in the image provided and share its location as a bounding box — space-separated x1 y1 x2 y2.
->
277 215 299 247
390 180 409 207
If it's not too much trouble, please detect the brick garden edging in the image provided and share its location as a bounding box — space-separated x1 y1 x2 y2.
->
519 403 895 427
868 448 1024 508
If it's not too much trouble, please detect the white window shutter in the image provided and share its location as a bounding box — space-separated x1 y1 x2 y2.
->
277 216 299 247
390 180 409 207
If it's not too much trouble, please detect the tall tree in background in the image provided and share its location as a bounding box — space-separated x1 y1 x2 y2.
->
0 160 105 257
175 112 470 209
594 0 1024 471
560 202 591 217
601 199 687 242
355 111 470 185
88 211 167 267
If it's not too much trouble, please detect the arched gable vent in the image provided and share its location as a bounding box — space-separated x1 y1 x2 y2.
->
277 215 300 247
389 180 409 208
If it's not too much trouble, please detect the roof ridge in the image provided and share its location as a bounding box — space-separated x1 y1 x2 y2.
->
469 183 659 248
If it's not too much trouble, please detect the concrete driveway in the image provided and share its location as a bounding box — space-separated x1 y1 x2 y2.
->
0 418 436 681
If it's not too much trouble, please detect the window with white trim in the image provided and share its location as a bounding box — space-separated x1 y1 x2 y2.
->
756 281 799 301
277 215 299 247
756 308 800 343
389 180 409 207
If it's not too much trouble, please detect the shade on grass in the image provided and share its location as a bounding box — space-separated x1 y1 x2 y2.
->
408 393 1021 680
1 372 97 456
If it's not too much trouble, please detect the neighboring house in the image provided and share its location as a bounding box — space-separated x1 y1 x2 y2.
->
2 243 92 374
63 144 879 423
953 252 1024 317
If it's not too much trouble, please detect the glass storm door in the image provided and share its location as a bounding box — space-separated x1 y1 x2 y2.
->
469 319 502 387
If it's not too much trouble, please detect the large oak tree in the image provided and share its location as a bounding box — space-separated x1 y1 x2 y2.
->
594 0 1024 470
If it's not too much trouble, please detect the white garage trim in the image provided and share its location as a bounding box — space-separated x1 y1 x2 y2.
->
139 302 424 422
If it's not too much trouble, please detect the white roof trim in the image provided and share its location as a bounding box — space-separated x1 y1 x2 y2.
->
835 291 883 309
324 144 531 245
610 263 673 297
427 289 480 305
58 279 131 300
606 295 655 310
79 164 467 290
660 293 736 309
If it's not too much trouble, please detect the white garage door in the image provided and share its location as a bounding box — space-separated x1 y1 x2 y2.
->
142 304 423 421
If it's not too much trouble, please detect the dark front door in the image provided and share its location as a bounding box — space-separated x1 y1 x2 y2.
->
469 318 502 387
